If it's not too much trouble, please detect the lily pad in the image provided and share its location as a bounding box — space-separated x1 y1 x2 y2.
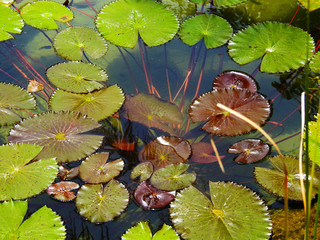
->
188 88 270 136
161 0 195 21
46 61 108 93
122 221 180 240
131 162 154 181
76 179 129 223
228 22 314 73
150 163 196 191
0 143 58 201
53 27 108 61
310 51 320 74
0 5 24 41
298 0 320 11
213 0 248 7
20 1 73 30
179 14 232 49
95 0 179 48
134 181 176 210
47 181 80 202
170 181 272 240
124 94 182 134
0 200 65 239
255 155 320 200
0 83 36 126
308 113 320 167
79 152 124 183
58 165 79 180
8 111 103 163
50 85 124 121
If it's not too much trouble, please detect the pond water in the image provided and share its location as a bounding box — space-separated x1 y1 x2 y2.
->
0 0 319 239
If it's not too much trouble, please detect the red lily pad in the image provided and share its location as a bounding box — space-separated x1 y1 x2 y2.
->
189 142 225 163
213 71 257 92
47 181 79 202
134 181 176 210
188 88 270 136
228 139 270 164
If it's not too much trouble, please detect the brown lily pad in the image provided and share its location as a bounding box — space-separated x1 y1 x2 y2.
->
58 165 80 180
213 71 257 92
188 88 270 136
47 181 80 202
228 139 270 164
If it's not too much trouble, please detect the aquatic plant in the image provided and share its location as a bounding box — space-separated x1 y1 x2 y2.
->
0 5 23 41
47 181 79 202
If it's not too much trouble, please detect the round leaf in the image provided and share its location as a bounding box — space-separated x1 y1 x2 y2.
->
179 14 232 49
46 61 108 93
47 181 80 202
0 5 24 41
228 22 314 73
153 224 180 240
95 0 179 48
20 1 73 30
131 162 153 181
76 180 129 223
50 85 124 121
121 221 152 240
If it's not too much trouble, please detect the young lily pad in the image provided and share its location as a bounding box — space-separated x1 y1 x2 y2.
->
124 94 182 134
0 5 24 41
95 0 179 48
47 181 80 202
20 1 73 30
134 181 176 210
58 165 80 180
79 152 124 183
298 0 320 11
170 181 272 240
228 22 314 73
76 179 129 223
188 88 270 136
213 0 248 7
150 163 196 191
179 14 232 49
310 51 320 74
121 221 180 240
131 162 154 181
8 111 103 163
0 83 36 126
0 143 58 201
255 155 320 200
0 200 65 239
50 85 124 121
46 61 108 93
53 27 108 61
228 139 269 163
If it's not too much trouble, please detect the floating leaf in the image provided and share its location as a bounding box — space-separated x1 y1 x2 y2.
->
228 22 314 73
134 181 176 210
179 14 232 49
46 61 108 93
50 85 124 121
20 1 73 30
58 165 79 180
213 0 248 7
151 163 196 191
76 179 129 223
0 83 36 126
47 181 80 202
0 143 58 201
213 70 257 92
53 27 108 61
79 152 124 183
298 0 320 11
0 200 65 239
228 139 269 163
189 142 225 163
308 113 320 167
124 94 182 134
0 0 14 7
255 155 320 200
188 88 270 136
161 0 195 21
170 181 271 240
0 5 23 41
8 111 103 163
310 51 320 74
95 0 179 48
131 162 153 181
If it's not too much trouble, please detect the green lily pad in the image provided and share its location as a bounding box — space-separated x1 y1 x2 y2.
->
79 152 124 183
310 51 320 73
76 179 129 223
53 27 108 61
254 155 320 200
151 163 196 191
130 162 153 181
213 0 248 7
179 14 232 48
0 200 65 239
122 221 180 240
298 0 320 11
170 181 271 240
0 5 24 41
308 113 320 166
50 85 124 121
8 111 103 163
228 22 314 73
0 83 36 126
46 61 108 93
20 1 73 30
95 0 179 48
0 143 58 200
